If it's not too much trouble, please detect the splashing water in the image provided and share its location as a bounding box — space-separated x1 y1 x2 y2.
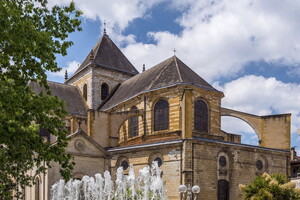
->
51 162 167 200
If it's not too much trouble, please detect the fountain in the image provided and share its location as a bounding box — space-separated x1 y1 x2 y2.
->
51 162 167 200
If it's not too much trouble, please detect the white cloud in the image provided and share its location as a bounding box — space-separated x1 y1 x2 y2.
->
47 0 300 80
121 0 300 81
51 61 80 78
48 0 164 33
214 75 300 136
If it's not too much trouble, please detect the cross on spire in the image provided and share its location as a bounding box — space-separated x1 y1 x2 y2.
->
103 20 107 35
173 48 177 56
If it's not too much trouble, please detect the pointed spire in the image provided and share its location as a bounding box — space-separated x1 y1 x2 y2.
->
142 64 146 72
173 48 177 56
64 70 68 81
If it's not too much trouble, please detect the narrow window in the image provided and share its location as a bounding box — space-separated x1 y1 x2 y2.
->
219 156 227 167
194 99 208 132
83 84 87 101
35 177 40 200
129 106 139 138
154 99 169 131
101 83 109 100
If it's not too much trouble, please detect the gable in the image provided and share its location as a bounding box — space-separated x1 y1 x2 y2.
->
66 131 108 157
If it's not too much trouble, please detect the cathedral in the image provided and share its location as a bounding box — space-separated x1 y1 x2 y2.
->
26 31 291 200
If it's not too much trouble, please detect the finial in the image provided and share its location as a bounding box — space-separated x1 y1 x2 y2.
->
64 70 68 81
142 64 145 72
173 48 177 56
89 49 94 61
103 20 107 35
77 118 82 129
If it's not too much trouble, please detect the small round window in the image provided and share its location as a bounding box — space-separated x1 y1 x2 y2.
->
154 157 163 167
219 156 227 167
121 160 129 170
256 160 263 170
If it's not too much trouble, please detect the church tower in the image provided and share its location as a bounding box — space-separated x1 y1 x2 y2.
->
65 32 138 110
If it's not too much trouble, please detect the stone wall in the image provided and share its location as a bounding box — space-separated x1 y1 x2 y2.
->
192 139 290 200
109 142 182 200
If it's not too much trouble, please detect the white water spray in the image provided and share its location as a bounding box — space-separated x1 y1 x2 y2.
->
51 162 167 200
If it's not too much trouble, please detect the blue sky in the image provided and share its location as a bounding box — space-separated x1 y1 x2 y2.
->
47 0 300 151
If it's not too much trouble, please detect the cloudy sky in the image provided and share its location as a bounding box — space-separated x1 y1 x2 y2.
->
47 0 300 151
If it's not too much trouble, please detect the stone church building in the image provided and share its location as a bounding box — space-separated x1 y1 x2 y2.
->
26 32 291 200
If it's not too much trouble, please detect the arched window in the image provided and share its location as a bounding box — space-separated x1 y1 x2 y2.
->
218 180 229 200
35 177 40 200
154 99 169 131
194 99 208 132
83 84 87 101
129 106 139 138
101 83 109 100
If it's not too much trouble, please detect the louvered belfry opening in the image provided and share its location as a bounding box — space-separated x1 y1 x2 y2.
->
83 84 87 101
129 106 139 138
194 99 208 132
154 99 169 131
101 83 109 100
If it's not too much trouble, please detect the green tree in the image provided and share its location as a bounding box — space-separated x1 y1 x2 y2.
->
0 0 82 198
239 173 300 200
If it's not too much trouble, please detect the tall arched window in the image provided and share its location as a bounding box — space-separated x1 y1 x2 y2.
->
129 106 139 138
35 177 40 200
83 84 87 101
154 99 169 131
194 99 208 132
101 83 109 100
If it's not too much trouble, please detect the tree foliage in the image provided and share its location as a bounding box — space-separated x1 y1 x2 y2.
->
239 173 300 200
0 0 82 198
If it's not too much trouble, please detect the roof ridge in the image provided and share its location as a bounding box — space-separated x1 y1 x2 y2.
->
174 56 183 82
147 58 173 90
47 80 76 87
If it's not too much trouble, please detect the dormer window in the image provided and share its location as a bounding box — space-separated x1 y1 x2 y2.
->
101 83 109 100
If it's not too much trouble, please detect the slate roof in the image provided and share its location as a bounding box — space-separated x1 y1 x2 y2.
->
73 34 138 76
100 56 222 111
29 81 87 116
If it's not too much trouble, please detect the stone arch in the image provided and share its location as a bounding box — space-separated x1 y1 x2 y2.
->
221 108 291 149
148 152 164 167
221 108 262 141
109 109 143 142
